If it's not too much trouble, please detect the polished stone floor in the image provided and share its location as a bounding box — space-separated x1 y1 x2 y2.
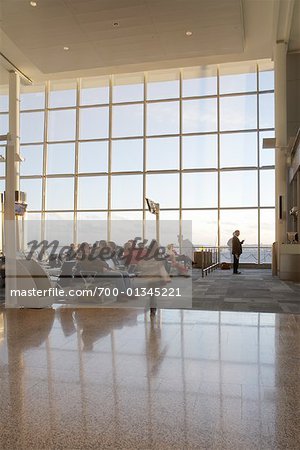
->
1 307 300 449
193 269 300 313
1 269 300 314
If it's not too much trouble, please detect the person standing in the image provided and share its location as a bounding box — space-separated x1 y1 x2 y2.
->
232 230 244 274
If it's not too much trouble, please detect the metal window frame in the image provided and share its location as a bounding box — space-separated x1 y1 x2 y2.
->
11 63 275 263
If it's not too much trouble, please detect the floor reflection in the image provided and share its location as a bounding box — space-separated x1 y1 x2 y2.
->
1 308 300 449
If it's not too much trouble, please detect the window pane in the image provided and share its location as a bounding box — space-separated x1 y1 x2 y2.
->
220 95 257 131
0 87 8 112
24 213 42 243
111 175 143 209
145 211 180 247
48 109 76 141
182 210 218 247
113 73 144 103
160 215 181 248
110 212 143 244
45 213 74 247
78 141 108 173
220 209 258 247
77 212 107 244
183 66 217 97
220 132 257 168
260 244 273 264
220 170 258 207
20 84 45 110
146 173 179 208
147 101 179 136
47 143 75 174
20 179 42 211
260 169 275 207
147 70 179 100
80 76 109 105
24 213 41 219
80 106 109 139
182 172 218 208
49 79 76 108
112 104 143 137
182 135 217 169
45 212 74 220
260 209 275 245
0 179 5 192
78 176 108 210
0 114 8 135
219 245 259 264
111 139 143 172
147 137 179 170
20 145 43 176
0 147 5 176
259 93 274 128
183 98 217 133
259 131 275 166
110 212 142 222
219 64 257 94
77 211 107 220
46 178 74 210
20 111 44 143
259 71 274 91
259 62 274 91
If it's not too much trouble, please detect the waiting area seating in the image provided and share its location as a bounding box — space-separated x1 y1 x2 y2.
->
2 238 192 307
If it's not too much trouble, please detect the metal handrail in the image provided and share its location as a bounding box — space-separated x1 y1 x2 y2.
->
173 245 272 268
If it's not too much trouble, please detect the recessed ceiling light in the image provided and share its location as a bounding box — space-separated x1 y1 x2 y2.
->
63 46 70 51
30 1 37 6
185 31 193 36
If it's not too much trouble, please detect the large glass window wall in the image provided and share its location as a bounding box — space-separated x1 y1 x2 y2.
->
1 61 275 263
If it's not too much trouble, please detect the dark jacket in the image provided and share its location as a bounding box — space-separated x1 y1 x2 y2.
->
232 235 242 256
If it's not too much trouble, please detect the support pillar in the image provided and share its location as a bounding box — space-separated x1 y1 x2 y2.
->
5 71 20 307
274 42 288 273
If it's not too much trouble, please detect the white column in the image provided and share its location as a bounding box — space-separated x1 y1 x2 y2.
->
5 71 20 307
274 42 288 271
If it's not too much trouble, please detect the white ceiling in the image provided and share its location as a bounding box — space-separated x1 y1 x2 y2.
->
0 0 298 82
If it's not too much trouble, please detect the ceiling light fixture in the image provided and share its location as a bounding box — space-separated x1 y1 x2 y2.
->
63 46 70 51
30 1 37 6
185 31 193 36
